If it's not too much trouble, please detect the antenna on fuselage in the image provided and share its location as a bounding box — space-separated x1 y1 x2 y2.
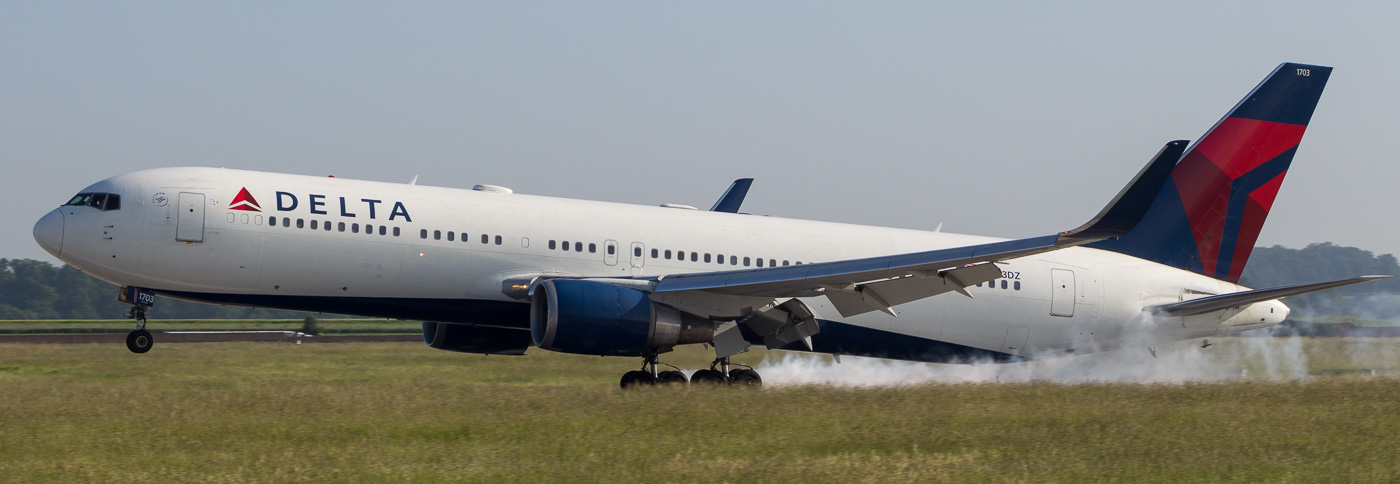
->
408 175 419 186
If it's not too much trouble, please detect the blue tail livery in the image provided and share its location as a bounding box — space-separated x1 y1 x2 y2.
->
1090 62 1332 283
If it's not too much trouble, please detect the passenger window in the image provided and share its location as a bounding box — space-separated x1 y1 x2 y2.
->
977 283 983 287
352 223 360 233
665 250 672 260
226 213 235 223
691 252 698 262
1001 280 1008 289
634 247 642 257
756 258 763 267
575 242 582 252
433 230 441 240
242 214 249 224
338 222 345 232
296 219 304 229
743 257 751 267
783 260 790 266
310 220 318 230
420 229 428 239
255 215 263 225
283 218 291 227
589 243 597 253
606 244 614 255
495 235 502 245
269 216 277 227
677 251 685 260
379 226 387 236
447 231 455 242
1014 281 1021 291
562 241 570 252
651 249 659 258
769 259 776 267
549 240 556 250
481 234 488 244
704 254 712 263
392 227 400 237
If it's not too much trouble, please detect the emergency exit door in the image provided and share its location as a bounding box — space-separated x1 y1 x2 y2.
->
176 192 205 242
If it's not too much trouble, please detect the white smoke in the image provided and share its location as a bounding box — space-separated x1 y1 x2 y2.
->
757 334 1317 387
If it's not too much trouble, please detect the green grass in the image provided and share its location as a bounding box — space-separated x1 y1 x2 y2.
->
1 340 1399 482
0 319 418 335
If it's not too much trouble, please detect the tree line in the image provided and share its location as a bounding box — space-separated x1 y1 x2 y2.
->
0 259 317 320
2 242 1397 320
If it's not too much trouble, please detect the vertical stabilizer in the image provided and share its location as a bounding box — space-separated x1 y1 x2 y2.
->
1090 63 1332 282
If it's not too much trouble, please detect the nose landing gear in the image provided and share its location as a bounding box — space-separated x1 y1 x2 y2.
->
122 304 153 354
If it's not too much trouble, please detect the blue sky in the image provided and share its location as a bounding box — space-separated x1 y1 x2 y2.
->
4 2 1397 263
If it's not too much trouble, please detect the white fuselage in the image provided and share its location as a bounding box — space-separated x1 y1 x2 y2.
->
35 167 1288 361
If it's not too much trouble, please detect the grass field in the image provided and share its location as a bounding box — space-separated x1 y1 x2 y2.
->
0 319 418 335
2 340 1399 483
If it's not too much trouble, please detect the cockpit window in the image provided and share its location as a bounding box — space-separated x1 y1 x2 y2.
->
63 192 121 211
65 193 94 206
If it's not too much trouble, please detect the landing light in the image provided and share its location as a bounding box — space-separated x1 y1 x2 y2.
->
419 252 425 257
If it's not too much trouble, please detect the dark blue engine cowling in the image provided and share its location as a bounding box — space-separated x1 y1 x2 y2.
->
422 322 531 355
530 279 712 356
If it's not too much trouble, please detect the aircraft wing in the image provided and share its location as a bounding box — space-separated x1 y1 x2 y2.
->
648 140 1189 316
1148 275 1392 317
710 178 754 213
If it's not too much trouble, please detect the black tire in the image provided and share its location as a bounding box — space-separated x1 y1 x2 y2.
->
690 369 727 385
126 330 153 354
619 370 657 389
657 370 689 386
729 368 762 387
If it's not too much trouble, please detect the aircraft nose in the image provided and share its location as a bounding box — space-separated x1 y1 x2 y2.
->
33 209 64 258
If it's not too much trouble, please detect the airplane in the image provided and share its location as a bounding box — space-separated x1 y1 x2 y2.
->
32 62 1389 387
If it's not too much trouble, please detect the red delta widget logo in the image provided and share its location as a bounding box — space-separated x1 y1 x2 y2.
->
228 187 412 222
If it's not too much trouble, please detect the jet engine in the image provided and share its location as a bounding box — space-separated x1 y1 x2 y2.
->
529 279 713 356
423 321 532 355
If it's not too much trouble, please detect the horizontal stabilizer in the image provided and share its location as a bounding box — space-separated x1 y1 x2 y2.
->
1148 275 1392 317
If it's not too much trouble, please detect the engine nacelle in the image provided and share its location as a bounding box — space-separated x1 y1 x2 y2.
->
423 321 531 355
529 279 713 356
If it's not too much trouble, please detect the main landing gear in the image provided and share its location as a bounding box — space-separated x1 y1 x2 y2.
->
123 304 153 354
618 355 763 389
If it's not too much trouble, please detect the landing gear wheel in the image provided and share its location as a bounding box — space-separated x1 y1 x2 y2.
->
690 369 728 385
126 330 153 354
729 368 762 387
657 370 689 386
620 370 657 389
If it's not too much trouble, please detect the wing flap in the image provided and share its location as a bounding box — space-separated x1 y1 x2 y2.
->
827 263 1002 317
